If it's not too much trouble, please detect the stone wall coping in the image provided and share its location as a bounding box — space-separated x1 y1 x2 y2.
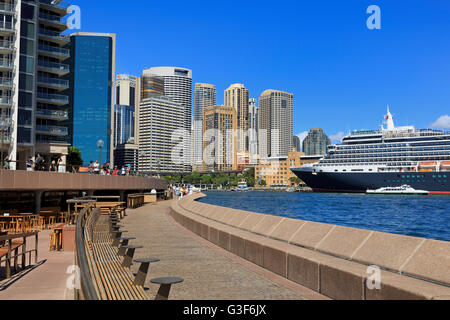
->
172 193 450 299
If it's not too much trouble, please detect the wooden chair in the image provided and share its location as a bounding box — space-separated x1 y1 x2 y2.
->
48 217 56 228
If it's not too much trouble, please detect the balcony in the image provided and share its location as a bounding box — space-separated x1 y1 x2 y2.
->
37 76 69 90
39 0 71 16
37 60 70 75
0 77 13 89
0 59 14 71
0 96 12 107
38 44 69 60
0 21 15 35
36 125 68 136
0 40 15 54
36 109 69 121
37 93 69 106
0 4 15 15
39 12 68 31
38 28 69 44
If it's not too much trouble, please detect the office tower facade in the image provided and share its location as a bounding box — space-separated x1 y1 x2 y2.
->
68 32 116 165
114 74 139 147
293 135 301 152
142 67 192 169
202 105 237 172
138 95 189 173
113 142 138 172
0 0 72 170
140 73 164 99
224 84 249 153
248 98 258 164
258 90 293 158
302 128 331 156
193 83 216 170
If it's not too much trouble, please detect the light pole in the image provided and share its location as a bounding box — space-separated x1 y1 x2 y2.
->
138 150 146 175
0 119 9 169
97 139 104 166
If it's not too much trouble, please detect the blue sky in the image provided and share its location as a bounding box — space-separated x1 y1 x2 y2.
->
69 0 450 143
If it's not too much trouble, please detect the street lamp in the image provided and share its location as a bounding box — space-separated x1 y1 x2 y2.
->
0 119 9 169
97 139 104 165
138 150 146 175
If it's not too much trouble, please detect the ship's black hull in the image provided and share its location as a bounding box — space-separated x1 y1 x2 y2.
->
291 168 450 195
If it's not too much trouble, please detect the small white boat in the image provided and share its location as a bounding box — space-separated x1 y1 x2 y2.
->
366 185 429 195
237 180 249 192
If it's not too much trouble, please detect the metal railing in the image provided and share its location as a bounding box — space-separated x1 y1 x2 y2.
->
37 60 70 72
36 125 68 135
37 76 69 88
75 202 100 300
38 28 70 41
37 93 69 104
39 12 68 25
38 44 70 57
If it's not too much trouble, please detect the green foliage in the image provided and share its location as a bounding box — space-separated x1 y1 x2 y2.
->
67 146 83 172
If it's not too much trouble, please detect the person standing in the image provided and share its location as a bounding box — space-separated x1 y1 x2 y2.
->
3 156 11 170
93 160 100 174
89 161 94 174
35 154 44 171
27 157 34 172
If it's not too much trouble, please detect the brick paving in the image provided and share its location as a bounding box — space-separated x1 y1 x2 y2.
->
0 230 74 300
124 200 328 300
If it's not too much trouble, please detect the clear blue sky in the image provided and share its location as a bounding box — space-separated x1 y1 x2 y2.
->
69 0 450 142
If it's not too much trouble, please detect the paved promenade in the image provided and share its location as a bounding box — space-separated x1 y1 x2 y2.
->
0 230 74 300
124 200 328 300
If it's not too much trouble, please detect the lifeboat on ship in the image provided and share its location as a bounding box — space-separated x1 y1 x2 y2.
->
418 161 437 172
440 161 450 171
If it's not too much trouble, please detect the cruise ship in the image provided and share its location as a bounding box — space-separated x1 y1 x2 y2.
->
291 108 450 195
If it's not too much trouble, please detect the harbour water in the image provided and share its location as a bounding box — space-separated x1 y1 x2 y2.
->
198 192 450 242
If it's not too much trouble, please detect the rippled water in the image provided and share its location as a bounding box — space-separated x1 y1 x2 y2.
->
198 192 450 242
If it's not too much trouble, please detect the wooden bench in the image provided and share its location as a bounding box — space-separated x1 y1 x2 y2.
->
0 232 39 279
76 204 183 300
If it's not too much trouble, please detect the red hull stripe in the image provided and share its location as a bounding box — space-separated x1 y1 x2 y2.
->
429 192 450 195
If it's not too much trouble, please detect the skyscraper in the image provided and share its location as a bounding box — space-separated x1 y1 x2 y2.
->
258 90 293 158
248 98 259 164
68 32 116 165
193 83 216 170
203 105 237 172
114 74 139 147
292 135 301 152
142 67 192 168
138 95 189 173
224 84 249 154
1 0 72 170
302 128 331 156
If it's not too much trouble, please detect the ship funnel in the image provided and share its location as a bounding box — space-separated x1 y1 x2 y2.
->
385 105 395 130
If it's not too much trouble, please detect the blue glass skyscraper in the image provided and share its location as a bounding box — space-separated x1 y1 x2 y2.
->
68 33 116 165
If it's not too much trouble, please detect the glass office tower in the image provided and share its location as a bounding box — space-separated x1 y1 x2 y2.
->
68 32 116 165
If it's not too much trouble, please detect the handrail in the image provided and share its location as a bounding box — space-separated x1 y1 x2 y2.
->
75 201 99 300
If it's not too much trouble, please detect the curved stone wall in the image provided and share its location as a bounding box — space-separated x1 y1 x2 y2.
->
169 193 450 300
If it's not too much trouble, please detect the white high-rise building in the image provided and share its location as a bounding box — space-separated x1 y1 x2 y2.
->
248 98 258 164
193 83 216 170
0 0 72 170
138 95 190 173
142 67 192 169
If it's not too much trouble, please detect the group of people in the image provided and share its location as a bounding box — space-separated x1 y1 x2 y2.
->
2 154 64 172
170 185 195 199
29 154 65 172
87 161 131 176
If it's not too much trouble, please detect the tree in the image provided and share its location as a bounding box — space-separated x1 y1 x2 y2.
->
67 146 83 172
260 180 267 187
